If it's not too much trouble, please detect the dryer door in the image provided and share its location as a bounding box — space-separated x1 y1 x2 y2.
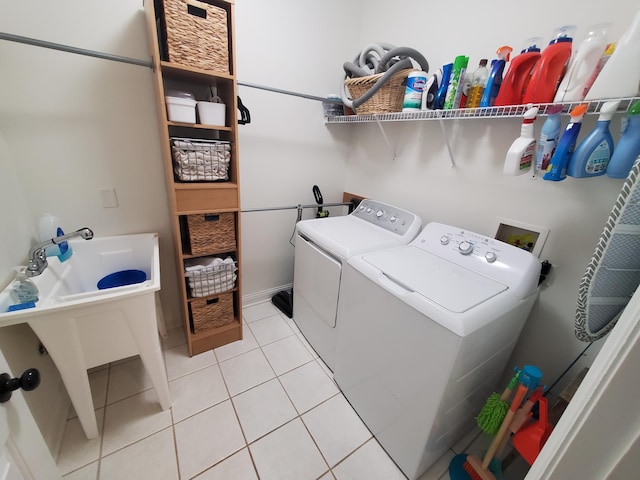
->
294 236 341 327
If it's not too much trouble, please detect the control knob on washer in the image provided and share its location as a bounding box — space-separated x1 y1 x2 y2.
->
458 241 474 255
390 215 398 223
485 251 497 263
376 210 384 219
440 236 450 245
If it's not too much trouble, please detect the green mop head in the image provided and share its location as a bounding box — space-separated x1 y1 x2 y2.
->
476 370 520 435
476 392 510 435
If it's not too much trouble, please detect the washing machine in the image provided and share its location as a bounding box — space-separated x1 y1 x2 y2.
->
293 199 421 371
334 222 541 480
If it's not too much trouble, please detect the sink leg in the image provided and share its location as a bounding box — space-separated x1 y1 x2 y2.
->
123 295 171 410
28 316 99 440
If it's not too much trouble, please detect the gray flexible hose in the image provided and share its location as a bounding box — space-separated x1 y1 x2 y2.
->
341 44 429 110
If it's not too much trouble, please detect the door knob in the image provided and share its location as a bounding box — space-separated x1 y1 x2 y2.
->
0 368 41 403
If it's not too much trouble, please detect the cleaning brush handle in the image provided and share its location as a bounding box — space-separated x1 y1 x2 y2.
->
482 384 529 470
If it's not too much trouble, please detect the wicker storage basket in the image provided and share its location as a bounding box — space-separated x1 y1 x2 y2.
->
163 0 229 73
171 138 230 182
189 292 234 333
182 212 236 255
344 69 414 114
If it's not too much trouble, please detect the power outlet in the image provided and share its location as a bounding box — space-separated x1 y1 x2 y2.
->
100 188 119 208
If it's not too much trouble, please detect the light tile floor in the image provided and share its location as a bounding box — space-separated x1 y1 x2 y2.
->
56 301 528 480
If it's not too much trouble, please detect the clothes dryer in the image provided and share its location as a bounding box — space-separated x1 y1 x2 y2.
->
334 222 541 479
293 200 421 371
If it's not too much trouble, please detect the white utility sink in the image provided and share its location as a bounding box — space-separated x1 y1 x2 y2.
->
0 233 171 439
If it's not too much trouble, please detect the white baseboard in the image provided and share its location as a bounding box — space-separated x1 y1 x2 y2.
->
243 284 292 307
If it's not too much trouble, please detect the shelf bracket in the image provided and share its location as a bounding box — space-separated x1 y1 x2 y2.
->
437 114 455 167
373 115 396 160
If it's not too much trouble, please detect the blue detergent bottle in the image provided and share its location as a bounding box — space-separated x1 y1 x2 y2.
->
480 46 512 107
543 104 588 181
434 63 453 110
568 100 620 178
535 104 563 174
606 100 640 179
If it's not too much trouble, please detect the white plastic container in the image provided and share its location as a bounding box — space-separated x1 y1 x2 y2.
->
554 23 611 102
165 91 196 123
585 4 640 100
197 101 226 126
504 107 538 176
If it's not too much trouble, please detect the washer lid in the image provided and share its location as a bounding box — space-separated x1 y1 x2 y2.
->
363 246 508 313
297 216 415 259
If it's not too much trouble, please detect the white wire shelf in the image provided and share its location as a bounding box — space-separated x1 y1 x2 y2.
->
325 97 640 124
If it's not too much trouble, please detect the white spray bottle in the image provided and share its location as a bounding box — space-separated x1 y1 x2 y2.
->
504 107 538 176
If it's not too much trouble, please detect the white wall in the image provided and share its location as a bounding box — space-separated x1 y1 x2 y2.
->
347 0 639 392
234 0 362 299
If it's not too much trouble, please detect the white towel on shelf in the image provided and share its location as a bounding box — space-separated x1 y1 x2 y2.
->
189 273 237 290
185 256 235 274
190 278 237 297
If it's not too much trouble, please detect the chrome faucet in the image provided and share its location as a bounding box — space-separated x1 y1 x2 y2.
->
26 228 94 277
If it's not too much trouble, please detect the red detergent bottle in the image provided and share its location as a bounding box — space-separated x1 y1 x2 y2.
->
495 37 543 106
522 25 576 104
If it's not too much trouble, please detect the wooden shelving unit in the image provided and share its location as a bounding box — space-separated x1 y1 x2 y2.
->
144 0 242 356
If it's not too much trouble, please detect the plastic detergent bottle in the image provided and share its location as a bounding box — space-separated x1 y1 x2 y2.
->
535 104 563 173
494 38 543 107
523 25 576 104
402 71 428 112
586 5 640 100
568 100 620 178
554 24 610 102
504 106 538 175
543 103 588 181
39 212 72 262
444 55 469 109
434 63 453 110
465 59 489 108
480 46 512 107
606 100 640 178
582 42 615 99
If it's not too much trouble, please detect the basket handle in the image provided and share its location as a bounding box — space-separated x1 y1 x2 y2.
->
186 0 207 19
206 297 220 305
204 214 220 222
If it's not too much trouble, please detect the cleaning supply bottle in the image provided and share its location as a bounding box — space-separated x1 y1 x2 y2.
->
543 104 588 181
555 23 611 102
585 4 640 100
523 25 576 104
39 212 72 262
10 268 39 304
567 100 620 178
504 106 538 175
402 71 428 112
444 55 469 109
535 104 563 173
434 63 453 110
480 46 512 107
606 100 640 178
494 38 542 107
465 59 489 108
421 73 439 110
582 42 615 99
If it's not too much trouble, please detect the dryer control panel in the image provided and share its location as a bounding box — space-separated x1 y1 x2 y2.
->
413 222 541 300
351 200 420 237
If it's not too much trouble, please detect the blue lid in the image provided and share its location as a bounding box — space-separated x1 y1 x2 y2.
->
97 270 147 290
550 37 573 44
7 302 36 312
521 46 541 53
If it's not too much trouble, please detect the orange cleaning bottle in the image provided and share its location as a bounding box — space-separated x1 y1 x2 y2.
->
522 26 576 104
494 37 543 106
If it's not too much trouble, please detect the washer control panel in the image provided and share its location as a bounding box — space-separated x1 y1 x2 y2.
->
351 200 420 237
414 222 541 299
